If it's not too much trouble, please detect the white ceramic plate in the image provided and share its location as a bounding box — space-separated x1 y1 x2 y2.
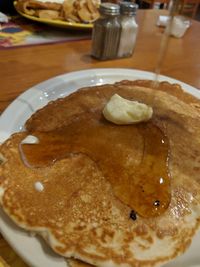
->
0 68 200 267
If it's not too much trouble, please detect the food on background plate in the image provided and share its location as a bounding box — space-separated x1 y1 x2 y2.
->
35 9 62 19
16 0 63 16
62 0 100 23
16 0 100 23
0 80 200 267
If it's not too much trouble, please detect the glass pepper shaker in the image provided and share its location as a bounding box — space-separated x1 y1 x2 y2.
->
91 3 121 60
117 2 138 58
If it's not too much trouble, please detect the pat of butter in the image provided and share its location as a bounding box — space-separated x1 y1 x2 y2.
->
103 94 153 125
34 181 44 192
21 135 39 144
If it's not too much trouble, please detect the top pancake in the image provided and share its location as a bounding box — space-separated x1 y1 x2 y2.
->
0 80 200 267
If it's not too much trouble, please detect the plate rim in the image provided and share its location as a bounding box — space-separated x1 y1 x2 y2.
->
0 68 200 267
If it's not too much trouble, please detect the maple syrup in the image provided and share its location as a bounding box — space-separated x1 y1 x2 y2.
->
21 113 170 218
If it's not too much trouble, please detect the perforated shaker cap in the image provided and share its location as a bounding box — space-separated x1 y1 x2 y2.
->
99 3 120 16
120 2 138 15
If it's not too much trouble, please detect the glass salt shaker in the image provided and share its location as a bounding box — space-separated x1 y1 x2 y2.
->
91 3 121 60
118 2 138 58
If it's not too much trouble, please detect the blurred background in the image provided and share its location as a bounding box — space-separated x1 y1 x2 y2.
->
0 0 199 19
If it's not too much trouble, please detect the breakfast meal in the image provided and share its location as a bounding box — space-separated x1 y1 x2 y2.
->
15 0 101 23
0 80 200 267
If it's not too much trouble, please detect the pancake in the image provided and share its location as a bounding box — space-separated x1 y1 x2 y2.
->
0 80 200 267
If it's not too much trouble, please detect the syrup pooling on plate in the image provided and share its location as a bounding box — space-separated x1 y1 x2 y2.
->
21 113 170 218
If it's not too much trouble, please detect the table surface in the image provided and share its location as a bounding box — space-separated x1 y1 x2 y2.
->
0 8 200 267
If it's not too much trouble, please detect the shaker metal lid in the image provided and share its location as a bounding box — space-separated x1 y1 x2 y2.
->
99 3 120 15
120 2 138 15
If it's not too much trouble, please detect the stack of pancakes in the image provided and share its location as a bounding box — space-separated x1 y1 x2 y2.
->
0 80 200 267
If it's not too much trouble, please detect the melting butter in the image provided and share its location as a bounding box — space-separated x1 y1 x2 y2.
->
21 135 39 145
34 181 44 192
103 94 153 125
